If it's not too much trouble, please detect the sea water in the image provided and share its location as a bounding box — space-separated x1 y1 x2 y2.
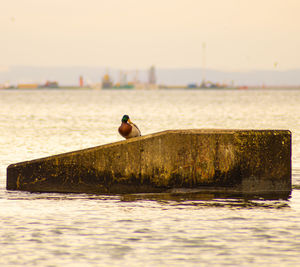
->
0 89 300 266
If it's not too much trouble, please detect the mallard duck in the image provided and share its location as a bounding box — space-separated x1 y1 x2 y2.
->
118 115 141 139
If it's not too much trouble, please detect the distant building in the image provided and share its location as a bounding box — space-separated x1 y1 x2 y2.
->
79 76 84 87
0 82 12 89
148 66 156 85
17 83 39 89
43 81 59 88
187 83 197 88
102 73 113 89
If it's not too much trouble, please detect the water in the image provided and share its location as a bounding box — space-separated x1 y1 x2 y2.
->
1 89 300 266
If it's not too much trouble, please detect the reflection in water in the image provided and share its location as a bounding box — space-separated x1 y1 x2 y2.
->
4 190 291 209
120 191 291 201
0 189 298 266
120 193 291 209
293 184 300 189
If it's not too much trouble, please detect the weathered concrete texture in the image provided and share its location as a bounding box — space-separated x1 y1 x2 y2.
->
6 129 291 197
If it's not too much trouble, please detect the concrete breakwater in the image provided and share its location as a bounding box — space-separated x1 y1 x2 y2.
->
7 129 291 197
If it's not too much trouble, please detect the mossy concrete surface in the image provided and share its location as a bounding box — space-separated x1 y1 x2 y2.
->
6 129 291 197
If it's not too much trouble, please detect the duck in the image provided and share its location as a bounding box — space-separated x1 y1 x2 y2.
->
118 115 141 139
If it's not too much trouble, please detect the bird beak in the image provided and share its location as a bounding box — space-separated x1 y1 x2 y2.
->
128 119 132 124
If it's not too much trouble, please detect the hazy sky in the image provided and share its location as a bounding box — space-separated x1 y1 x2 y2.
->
1 0 300 71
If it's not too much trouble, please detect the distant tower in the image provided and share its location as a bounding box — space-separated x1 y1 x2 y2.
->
148 66 156 85
201 42 206 87
119 70 127 86
133 70 139 84
79 76 84 87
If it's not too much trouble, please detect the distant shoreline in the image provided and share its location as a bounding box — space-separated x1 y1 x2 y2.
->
2 86 300 91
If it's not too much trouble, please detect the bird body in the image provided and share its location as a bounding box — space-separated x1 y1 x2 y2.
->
118 115 141 139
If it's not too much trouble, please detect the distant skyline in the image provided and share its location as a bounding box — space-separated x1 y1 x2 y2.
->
1 0 300 71
2 66 300 86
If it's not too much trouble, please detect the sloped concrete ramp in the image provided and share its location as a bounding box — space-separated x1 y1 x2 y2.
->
7 129 291 197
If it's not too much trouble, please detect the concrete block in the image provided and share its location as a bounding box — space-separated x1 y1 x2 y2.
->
6 129 291 198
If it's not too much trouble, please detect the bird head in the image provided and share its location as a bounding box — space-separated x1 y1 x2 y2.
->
121 115 130 123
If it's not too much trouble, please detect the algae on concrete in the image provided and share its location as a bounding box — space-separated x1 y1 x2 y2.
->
7 129 291 197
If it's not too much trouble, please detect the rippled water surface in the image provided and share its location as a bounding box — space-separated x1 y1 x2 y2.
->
1 89 300 266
